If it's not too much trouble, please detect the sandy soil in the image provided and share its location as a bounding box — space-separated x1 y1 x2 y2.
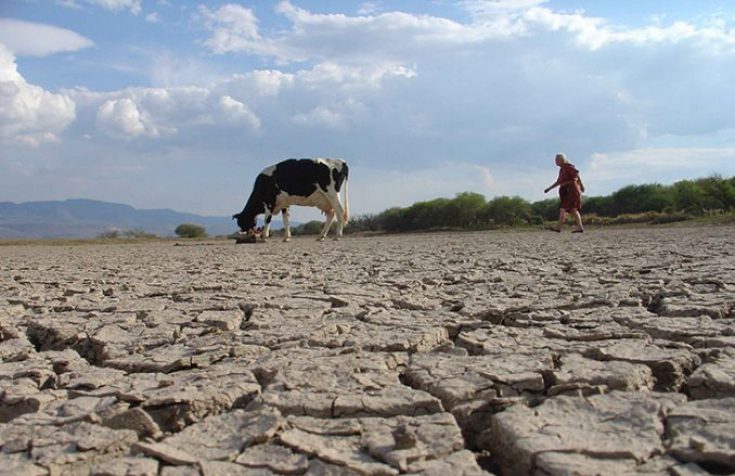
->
1 226 734 475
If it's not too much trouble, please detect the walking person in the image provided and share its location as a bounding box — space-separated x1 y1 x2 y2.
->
544 153 585 233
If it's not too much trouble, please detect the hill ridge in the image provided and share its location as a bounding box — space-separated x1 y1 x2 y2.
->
0 198 253 239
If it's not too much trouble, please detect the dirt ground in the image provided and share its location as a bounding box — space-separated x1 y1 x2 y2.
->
1 225 734 475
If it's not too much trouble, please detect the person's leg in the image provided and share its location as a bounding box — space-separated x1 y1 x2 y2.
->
556 209 567 231
571 209 584 232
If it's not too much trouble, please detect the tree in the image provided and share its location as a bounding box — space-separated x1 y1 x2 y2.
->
403 199 450 231
175 223 207 238
672 180 706 214
446 192 487 228
696 175 735 211
379 207 404 232
481 196 532 226
531 198 559 221
583 195 615 217
610 184 673 215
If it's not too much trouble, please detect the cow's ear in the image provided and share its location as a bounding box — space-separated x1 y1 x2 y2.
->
232 213 240 220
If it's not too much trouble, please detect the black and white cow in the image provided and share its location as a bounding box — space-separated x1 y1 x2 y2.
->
233 158 349 242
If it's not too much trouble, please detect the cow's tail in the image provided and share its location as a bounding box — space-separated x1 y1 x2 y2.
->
341 162 350 224
343 174 350 224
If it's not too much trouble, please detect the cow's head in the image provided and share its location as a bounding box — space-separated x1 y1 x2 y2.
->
232 212 256 233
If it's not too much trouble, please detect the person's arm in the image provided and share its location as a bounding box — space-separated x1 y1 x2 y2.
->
545 177 577 193
544 180 559 193
577 176 585 193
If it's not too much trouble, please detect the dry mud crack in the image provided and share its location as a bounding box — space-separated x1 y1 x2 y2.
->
1 226 734 475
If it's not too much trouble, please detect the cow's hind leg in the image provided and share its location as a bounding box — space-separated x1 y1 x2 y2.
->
318 211 335 242
328 198 346 241
282 208 291 242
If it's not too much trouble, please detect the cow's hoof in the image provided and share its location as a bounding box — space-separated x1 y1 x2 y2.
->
283 237 291 243
332 236 341 241
317 237 326 242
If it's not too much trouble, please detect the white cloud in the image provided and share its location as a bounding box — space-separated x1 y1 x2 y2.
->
58 0 142 15
587 148 735 180
0 45 76 147
147 52 224 87
292 106 345 129
475 165 495 189
358 3 381 16
90 87 207 139
200 0 514 64
145 12 161 23
224 70 295 98
200 4 262 55
523 7 735 52
80 82 271 140
76 54 417 142
97 98 152 138
200 0 735 68
462 0 547 15
0 18 94 57
296 62 416 89
218 95 261 130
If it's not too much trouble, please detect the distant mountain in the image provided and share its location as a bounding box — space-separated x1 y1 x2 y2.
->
0 199 276 239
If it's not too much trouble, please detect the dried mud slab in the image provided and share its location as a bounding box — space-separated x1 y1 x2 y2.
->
481 392 687 475
1 226 734 475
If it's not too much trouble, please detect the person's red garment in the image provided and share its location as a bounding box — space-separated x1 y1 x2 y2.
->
557 163 581 212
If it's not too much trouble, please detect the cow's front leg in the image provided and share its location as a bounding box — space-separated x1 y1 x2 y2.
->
282 208 291 242
318 211 335 242
262 210 273 241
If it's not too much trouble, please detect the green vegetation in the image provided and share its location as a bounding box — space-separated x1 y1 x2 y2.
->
174 223 208 239
292 220 325 236
333 174 735 235
98 229 158 240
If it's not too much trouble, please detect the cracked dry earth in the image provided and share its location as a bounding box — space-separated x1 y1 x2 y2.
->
1 226 734 476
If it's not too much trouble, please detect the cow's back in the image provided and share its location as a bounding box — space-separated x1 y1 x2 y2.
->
266 158 344 195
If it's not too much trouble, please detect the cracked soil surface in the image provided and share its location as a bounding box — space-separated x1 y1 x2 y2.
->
1 226 734 475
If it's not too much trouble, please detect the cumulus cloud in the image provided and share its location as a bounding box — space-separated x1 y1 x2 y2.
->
200 1 735 67
200 4 263 55
199 0 507 64
232 70 295 97
218 95 261 130
0 18 94 57
0 45 76 147
58 0 142 15
296 62 416 89
76 53 416 142
97 98 152 138
523 7 735 52
81 83 269 140
292 106 346 129
587 148 735 181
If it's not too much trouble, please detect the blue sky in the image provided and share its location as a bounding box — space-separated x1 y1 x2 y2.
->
1 1 734 220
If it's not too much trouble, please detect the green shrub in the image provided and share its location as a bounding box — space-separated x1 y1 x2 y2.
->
175 223 207 238
293 220 324 235
123 230 157 239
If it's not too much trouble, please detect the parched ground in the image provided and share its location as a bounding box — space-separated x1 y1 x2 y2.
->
1 226 734 476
